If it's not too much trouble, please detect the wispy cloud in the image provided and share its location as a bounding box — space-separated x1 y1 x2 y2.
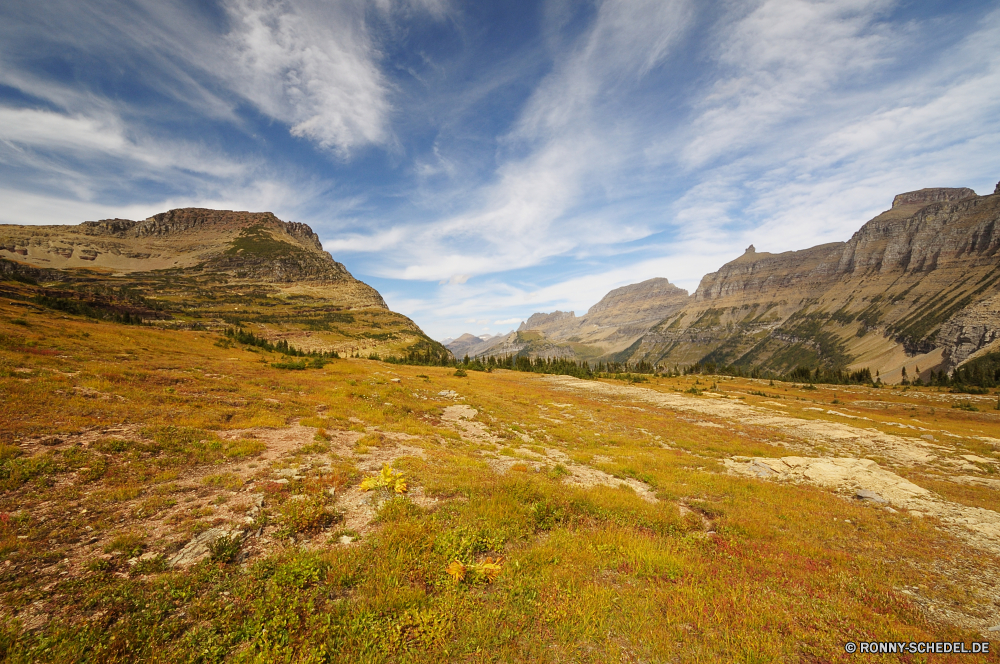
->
340 0 694 283
222 0 393 156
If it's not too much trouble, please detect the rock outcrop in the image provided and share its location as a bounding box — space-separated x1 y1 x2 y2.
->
1 208 451 360
891 187 976 209
449 277 690 361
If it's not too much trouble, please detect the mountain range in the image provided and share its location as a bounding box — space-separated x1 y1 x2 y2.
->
447 183 1000 382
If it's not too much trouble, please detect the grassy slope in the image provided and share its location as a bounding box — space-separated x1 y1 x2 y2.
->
0 258 447 361
0 295 998 662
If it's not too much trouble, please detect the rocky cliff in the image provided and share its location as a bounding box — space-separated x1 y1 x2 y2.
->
449 183 1000 380
0 207 370 288
627 185 1000 379
449 278 689 361
1 208 449 360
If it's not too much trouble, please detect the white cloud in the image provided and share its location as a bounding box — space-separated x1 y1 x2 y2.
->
342 0 693 283
680 0 898 168
222 0 394 156
0 107 247 180
493 318 522 325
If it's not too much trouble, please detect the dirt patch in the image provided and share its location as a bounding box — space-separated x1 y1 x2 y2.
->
218 423 320 462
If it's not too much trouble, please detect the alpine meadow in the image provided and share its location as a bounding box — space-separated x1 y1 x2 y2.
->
2 0 1000 662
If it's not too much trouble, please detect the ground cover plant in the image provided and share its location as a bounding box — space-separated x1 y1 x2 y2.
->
0 293 999 662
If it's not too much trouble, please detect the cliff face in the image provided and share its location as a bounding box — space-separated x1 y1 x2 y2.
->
693 244 845 302
587 278 689 325
837 194 1000 275
628 185 1000 379
518 311 576 332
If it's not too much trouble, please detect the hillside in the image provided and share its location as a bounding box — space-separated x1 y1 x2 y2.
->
2 290 999 659
0 208 448 361
628 185 1000 381
454 184 1000 382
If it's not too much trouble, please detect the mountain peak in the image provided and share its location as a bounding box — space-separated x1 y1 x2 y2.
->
891 187 976 209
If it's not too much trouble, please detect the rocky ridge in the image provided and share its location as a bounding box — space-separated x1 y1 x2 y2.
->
450 183 1000 380
448 278 689 361
0 208 451 359
631 185 1000 378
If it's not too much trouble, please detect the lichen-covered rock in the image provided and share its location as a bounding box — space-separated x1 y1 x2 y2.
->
166 526 246 568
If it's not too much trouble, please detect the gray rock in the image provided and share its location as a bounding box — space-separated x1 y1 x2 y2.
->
988 625 1000 632
856 489 888 504
167 527 245 568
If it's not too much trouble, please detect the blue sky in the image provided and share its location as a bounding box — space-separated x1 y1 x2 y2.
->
2 0 999 340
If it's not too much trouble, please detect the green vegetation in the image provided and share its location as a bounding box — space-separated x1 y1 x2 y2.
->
928 351 1000 389
224 326 336 359
225 224 309 260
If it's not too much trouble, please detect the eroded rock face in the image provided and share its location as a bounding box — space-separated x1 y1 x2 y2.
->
936 293 1000 369
891 187 977 208
838 194 1000 274
630 184 1000 375
519 310 576 332
693 243 845 302
585 277 689 325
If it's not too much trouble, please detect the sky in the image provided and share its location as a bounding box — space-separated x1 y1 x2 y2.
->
2 0 999 341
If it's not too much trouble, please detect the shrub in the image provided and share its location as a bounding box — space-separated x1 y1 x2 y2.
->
104 532 145 558
359 465 408 501
208 535 242 564
277 495 339 536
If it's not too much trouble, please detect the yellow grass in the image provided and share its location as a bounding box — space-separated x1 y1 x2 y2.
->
0 292 998 662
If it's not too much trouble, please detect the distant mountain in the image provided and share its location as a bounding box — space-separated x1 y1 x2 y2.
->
448 182 1000 382
0 208 449 360
445 277 689 362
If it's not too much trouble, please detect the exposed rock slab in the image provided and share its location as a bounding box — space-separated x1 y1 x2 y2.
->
725 455 1000 554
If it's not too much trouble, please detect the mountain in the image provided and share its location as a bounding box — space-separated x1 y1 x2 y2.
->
628 185 1000 380
0 208 448 360
445 278 689 361
448 183 1000 381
